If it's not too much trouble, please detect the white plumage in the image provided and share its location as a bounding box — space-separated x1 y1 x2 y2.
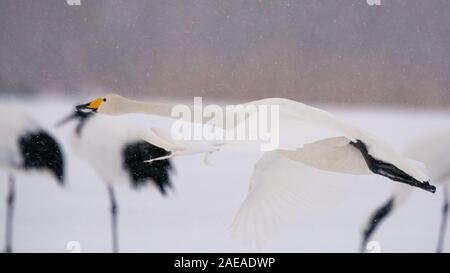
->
69 115 144 186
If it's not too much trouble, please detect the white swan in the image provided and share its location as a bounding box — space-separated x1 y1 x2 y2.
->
76 94 434 193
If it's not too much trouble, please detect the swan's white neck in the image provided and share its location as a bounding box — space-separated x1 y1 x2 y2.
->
118 98 175 117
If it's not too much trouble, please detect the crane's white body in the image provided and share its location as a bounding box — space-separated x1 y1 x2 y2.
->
69 115 137 185
0 107 40 172
389 129 450 206
406 129 450 184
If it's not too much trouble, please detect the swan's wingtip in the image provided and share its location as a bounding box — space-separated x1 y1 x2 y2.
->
416 180 436 193
423 181 436 193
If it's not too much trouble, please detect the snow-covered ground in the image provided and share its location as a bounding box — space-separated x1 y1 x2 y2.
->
0 98 449 253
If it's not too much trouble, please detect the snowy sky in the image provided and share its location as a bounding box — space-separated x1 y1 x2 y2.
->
0 0 449 106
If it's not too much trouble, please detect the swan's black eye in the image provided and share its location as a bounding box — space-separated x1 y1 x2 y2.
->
103 98 107 102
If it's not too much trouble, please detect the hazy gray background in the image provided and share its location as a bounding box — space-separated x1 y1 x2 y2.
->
0 0 449 106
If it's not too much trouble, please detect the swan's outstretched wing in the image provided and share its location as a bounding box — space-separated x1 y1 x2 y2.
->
146 96 433 192
277 136 371 175
231 148 350 248
249 98 430 185
230 133 433 248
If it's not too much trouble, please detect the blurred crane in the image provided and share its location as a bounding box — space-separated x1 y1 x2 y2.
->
360 129 450 252
57 106 174 253
0 108 64 253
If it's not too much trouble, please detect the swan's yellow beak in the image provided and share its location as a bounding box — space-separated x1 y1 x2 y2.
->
86 97 105 110
76 97 105 111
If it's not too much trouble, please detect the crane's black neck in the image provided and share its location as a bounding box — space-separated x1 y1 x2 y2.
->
73 110 95 136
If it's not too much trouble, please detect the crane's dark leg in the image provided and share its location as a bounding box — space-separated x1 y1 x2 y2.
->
360 197 395 253
107 184 119 253
4 174 15 253
436 184 449 253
